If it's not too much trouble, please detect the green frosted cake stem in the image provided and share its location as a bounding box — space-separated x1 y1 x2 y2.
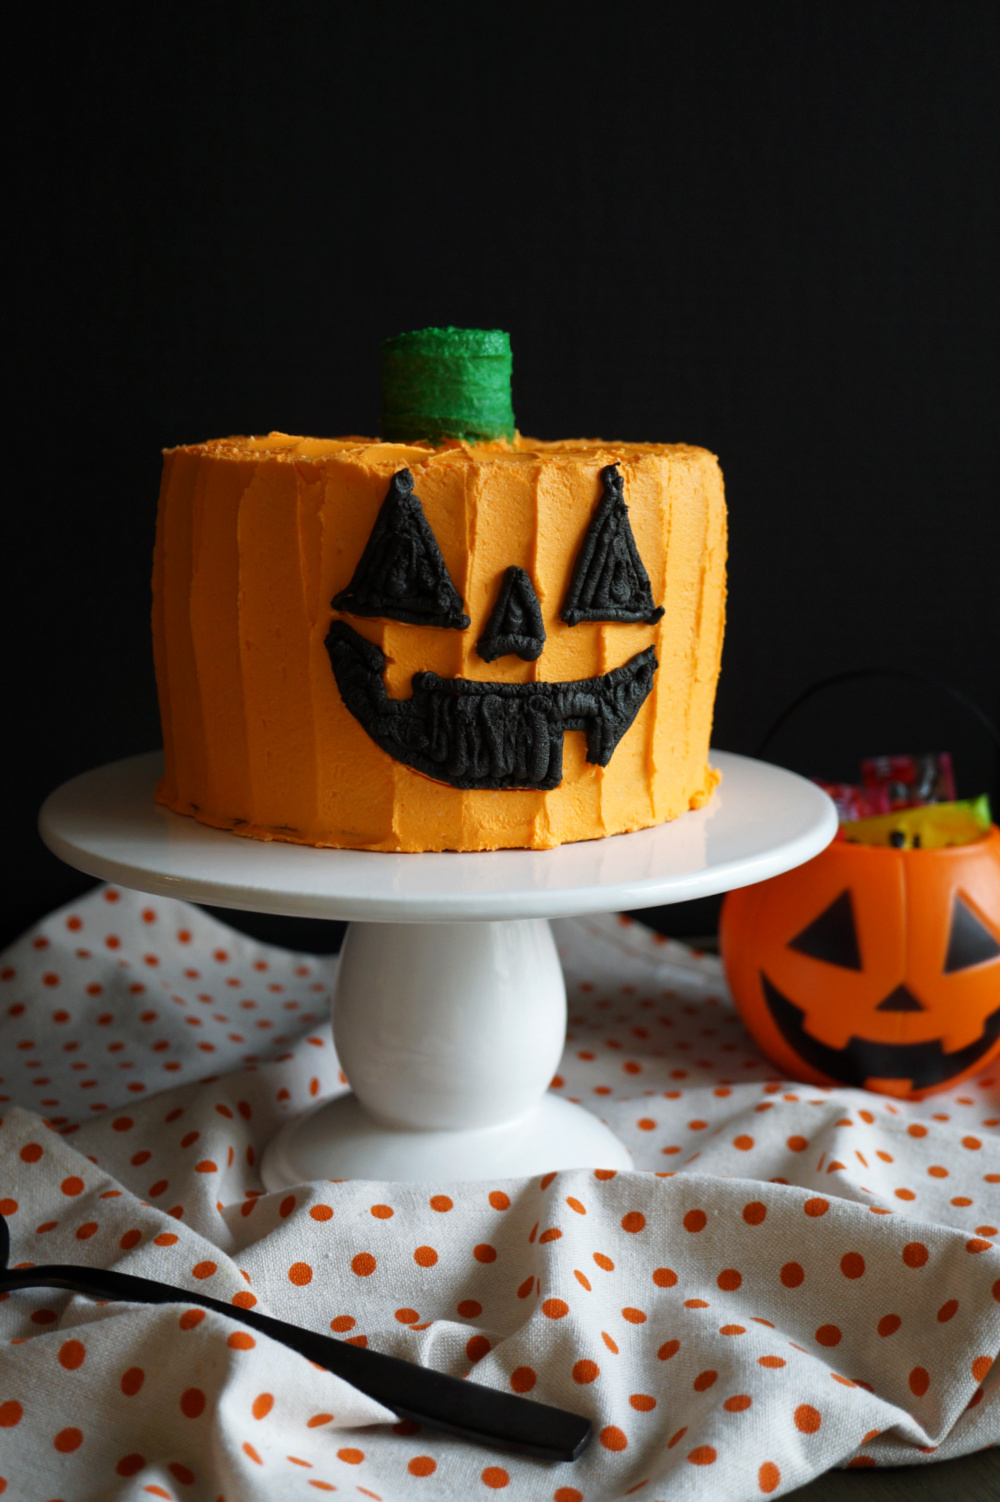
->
381 327 515 444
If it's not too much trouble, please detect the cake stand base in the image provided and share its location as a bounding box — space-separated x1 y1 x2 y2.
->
261 915 610 1185
262 1093 632 1186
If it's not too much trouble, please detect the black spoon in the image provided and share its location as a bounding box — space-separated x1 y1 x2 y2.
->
0 1212 590 1461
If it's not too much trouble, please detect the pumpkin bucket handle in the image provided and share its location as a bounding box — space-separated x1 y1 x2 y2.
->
755 668 1000 774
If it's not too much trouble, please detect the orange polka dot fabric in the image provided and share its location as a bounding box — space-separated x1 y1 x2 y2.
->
0 894 997 1501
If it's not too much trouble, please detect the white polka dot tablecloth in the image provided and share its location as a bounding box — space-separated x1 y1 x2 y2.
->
0 886 997 1501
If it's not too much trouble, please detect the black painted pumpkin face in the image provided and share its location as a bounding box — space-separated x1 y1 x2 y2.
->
325 464 663 791
720 829 1000 1097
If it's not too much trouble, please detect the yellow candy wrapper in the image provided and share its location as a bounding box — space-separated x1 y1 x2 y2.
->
841 795 992 850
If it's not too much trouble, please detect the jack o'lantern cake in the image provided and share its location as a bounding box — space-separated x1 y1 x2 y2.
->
152 328 727 851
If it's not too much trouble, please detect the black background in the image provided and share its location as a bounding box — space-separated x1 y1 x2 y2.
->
5 3 999 953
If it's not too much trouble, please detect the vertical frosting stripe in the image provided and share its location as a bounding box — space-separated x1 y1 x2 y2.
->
650 450 710 819
596 457 665 833
687 458 727 802
157 449 210 814
533 456 606 846
189 455 256 823
312 459 398 848
237 461 318 837
387 458 472 851
462 456 536 683
642 456 672 820
151 453 178 806
455 453 543 847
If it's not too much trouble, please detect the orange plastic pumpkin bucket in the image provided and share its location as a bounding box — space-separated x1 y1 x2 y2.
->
721 668 1000 1097
721 825 1000 1097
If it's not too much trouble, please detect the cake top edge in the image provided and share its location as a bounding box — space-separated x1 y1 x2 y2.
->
162 433 719 466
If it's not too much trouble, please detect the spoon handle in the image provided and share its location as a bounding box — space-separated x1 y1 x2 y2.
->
0 1265 590 1461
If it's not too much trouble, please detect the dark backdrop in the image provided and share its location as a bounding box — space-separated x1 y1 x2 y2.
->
5 3 999 953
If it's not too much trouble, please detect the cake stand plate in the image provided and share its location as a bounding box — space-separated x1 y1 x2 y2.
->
40 751 836 1184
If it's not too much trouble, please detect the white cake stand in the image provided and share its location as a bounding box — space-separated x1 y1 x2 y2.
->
39 751 835 1185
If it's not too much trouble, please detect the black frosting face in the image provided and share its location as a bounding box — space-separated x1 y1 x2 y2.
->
326 463 662 791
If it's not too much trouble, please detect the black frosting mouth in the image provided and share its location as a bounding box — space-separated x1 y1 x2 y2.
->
326 620 657 792
761 973 1000 1090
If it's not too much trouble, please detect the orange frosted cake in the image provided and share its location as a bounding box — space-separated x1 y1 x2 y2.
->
151 331 726 852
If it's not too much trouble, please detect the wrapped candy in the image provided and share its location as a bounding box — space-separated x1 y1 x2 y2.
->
861 751 956 810
812 780 888 821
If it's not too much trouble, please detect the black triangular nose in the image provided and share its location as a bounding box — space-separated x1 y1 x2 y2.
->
477 566 546 663
875 985 926 1013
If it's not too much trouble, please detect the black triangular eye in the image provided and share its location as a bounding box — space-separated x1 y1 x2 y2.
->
332 468 471 629
477 567 546 662
944 895 1000 973
561 464 665 627
788 890 862 970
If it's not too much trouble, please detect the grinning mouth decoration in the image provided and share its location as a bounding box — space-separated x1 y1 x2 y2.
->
326 621 657 792
761 973 1000 1091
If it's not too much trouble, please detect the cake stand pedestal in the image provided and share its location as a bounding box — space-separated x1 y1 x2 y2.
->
39 751 836 1185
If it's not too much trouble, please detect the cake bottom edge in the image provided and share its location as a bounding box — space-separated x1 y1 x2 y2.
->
154 767 721 854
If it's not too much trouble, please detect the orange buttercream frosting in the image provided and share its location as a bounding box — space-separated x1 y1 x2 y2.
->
152 434 726 851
